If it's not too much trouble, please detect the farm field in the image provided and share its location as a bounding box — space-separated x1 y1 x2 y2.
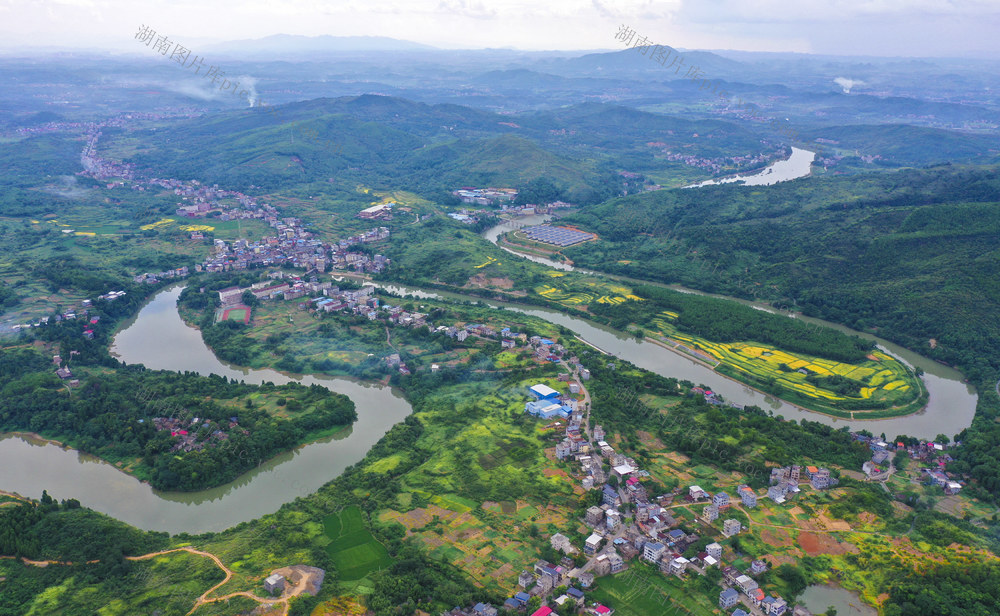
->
589 567 717 616
323 505 392 581
649 311 923 417
534 272 643 307
379 498 539 593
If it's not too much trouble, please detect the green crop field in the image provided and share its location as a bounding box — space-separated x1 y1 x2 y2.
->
323 505 392 581
589 568 717 616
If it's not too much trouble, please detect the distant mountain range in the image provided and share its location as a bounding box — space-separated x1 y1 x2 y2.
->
203 34 438 56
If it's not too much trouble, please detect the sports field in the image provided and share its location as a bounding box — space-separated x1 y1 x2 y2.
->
323 505 392 580
220 306 250 324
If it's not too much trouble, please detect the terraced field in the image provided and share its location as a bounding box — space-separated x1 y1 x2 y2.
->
650 311 923 417
535 272 643 307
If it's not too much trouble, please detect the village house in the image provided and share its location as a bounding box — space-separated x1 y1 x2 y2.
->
702 503 719 522
723 518 742 537
762 595 789 615
719 588 740 610
607 552 625 573
735 574 759 595
472 602 498 616
264 574 285 595
585 534 603 555
688 485 710 501
605 509 622 531
712 491 730 509
550 533 574 555
706 542 723 561
642 541 665 563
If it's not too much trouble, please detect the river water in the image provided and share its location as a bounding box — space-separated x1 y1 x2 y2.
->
0 286 411 533
368 279 976 440
683 146 816 187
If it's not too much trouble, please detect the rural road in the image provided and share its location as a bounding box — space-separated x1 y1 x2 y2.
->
3 544 303 616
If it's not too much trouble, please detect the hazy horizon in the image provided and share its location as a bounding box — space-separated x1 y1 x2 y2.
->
0 0 998 59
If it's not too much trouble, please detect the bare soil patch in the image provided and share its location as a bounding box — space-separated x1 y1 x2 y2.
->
759 527 796 550
636 430 665 450
857 512 878 525
466 274 516 289
815 512 852 531
798 532 849 556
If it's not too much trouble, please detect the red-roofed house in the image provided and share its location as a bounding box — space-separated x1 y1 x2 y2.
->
595 606 613 615
531 607 553 616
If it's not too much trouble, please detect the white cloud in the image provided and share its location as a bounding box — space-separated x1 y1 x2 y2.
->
676 0 1000 24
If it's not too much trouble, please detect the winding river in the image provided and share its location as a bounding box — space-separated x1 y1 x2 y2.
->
0 147 978 532
365 279 976 440
481 189 977 440
0 271 977 534
683 146 816 187
0 286 411 534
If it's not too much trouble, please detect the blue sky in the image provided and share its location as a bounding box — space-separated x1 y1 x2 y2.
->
1 0 998 57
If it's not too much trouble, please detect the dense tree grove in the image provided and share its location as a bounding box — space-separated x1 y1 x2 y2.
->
0 495 167 563
884 561 1000 616
590 284 874 363
0 349 356 491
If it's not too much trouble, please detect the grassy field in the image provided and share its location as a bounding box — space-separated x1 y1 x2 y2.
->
323 505 392 581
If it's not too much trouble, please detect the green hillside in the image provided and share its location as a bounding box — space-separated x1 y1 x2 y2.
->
808 123 1000 167
118 96 781 201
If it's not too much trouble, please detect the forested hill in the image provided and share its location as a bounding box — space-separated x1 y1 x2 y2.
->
0 347 357 492
560 164 1000 500
121 95 772 202
805 124 1000 167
